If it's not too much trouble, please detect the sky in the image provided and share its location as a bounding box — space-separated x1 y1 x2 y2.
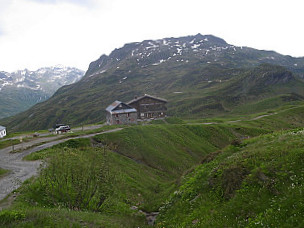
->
0 0 303 72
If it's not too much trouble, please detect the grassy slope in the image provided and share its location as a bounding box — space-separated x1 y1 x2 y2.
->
156 128 304 227
0 124 266 227
1 106 304 227
238 104 304 131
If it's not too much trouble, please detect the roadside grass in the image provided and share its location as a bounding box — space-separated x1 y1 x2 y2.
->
0 168 9 178
4 129 50 139
156 128 304 227
24 138 92 161
0 139 20 150
0 125 120 153
65 124 121 137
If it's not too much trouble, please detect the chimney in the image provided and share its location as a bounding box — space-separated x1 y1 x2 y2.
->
134 95 138 99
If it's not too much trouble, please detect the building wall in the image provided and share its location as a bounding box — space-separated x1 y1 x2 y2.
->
107 112 137 125
0 129 6 138
129 97 167 119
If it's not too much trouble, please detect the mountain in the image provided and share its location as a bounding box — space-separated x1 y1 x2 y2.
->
1 34 304 131
0 66 84 118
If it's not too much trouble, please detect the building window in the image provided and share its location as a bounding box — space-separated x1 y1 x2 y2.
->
127 113 130 117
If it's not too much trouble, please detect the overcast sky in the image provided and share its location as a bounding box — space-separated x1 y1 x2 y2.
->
0 0 303 72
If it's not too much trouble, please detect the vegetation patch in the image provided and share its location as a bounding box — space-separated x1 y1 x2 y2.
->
2 124 300 227
28 148 111 211
0 210 26 226
0 168 9 178
157 128 304 227
0 139 26 150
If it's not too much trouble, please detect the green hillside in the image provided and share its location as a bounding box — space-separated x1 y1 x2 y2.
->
2 62 304 132
0 87 49 119
0 124 267 227
1 106 304 227
157 128 304 227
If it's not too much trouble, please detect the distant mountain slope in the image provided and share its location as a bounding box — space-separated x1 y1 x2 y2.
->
1 34 304 131
0 66 84 118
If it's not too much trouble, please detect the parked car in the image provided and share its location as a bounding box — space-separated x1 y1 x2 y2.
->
55 125 71 133
55 124 66 129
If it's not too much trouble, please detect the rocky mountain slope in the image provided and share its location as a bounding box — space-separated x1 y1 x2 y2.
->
0 66 84 118
1 34 304 131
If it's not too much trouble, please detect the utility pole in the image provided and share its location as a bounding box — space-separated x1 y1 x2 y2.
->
20 136 23 151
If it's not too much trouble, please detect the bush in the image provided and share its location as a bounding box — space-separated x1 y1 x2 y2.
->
37 147 112 211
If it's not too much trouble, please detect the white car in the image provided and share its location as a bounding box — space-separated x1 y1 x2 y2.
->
55 125 71 133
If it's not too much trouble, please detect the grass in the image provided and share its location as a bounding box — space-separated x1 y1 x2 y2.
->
0 207 147 227
2 123 268 227
93 124 267 177
0 139 21 150
2 105 304 227
156 128 304 227
0 125 120 152
237 104 304 131
0 168 9 178
183 103 304 132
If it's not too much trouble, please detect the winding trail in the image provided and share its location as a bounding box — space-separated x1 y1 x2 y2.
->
194 112 279 125
0 128 122 201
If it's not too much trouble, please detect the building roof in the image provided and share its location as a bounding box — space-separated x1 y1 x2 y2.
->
0 125 6 131
127 94 167 105
106 100 137 114
110 109 137 114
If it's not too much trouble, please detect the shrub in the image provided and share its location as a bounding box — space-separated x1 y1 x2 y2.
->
37 147 112 211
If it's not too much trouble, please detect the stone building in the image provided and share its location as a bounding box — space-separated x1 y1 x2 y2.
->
106 101 137 125
127 94 167 119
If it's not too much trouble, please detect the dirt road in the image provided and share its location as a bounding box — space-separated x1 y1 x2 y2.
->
1 124 105 141
0 128 122 201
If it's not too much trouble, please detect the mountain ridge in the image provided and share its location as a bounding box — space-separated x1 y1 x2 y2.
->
1 34 304 131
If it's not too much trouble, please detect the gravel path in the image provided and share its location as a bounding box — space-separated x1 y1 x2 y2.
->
0 128 122 201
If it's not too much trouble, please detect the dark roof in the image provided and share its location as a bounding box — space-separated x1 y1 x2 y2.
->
106 100 137 114
0 125 6 131
127 94 167 105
